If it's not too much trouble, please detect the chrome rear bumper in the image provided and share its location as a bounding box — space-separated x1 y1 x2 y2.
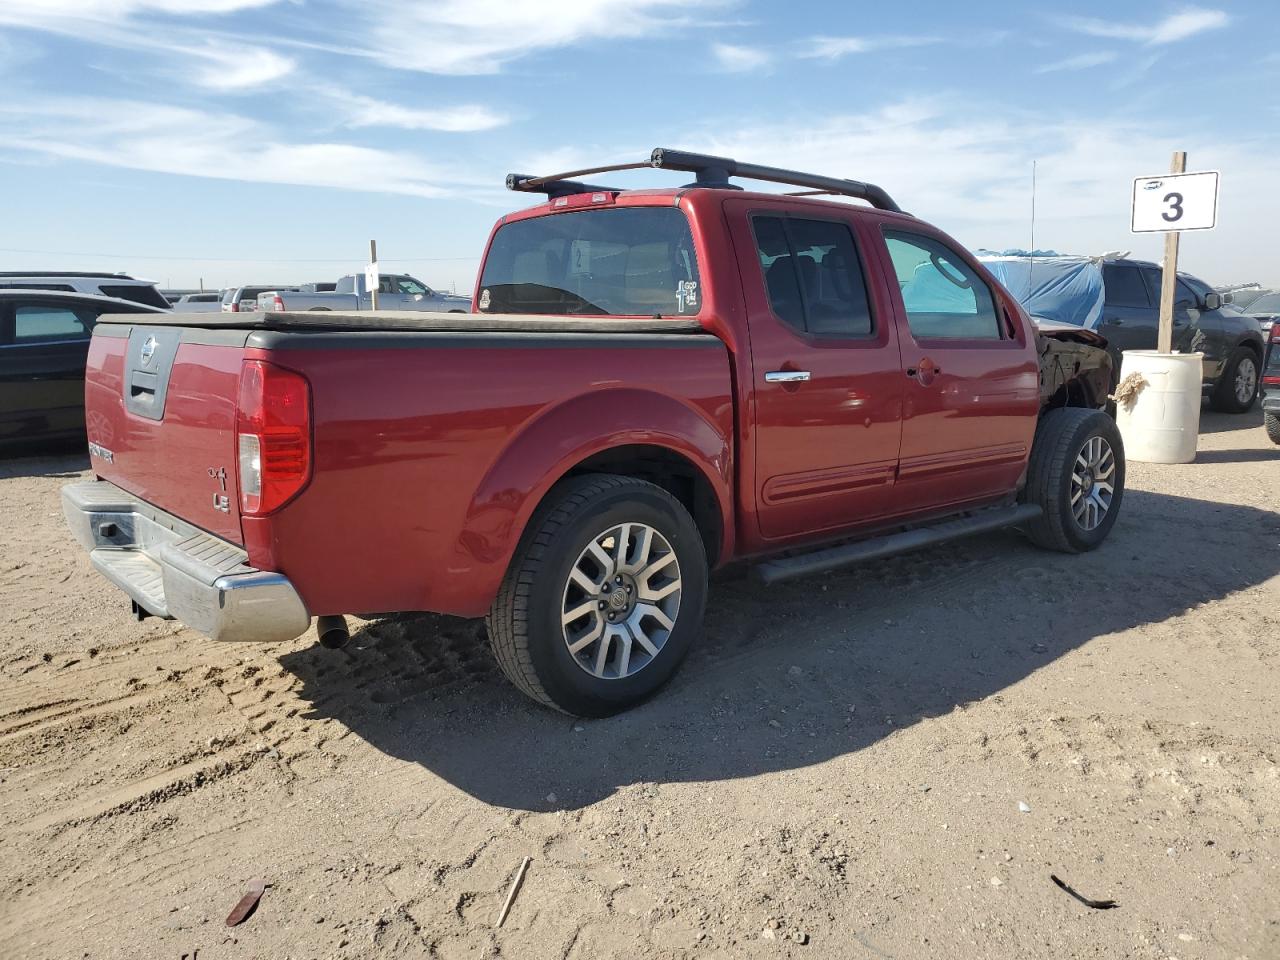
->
61 481 310 643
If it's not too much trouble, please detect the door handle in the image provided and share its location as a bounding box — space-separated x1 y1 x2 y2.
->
765 370 811 383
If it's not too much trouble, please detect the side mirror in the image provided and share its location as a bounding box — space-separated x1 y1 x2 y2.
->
1222 292 1234 304
1203 293 1222 311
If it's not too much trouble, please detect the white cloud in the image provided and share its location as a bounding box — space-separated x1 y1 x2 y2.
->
800 34 940 61
188 41 295 90
354 0 723 75
339 94 507 132
0 0 275 25
1060 7 1228 46
0 97 486 198
711 42 770 73
1035 50 1118 74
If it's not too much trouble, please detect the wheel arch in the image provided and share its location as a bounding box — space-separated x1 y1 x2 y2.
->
455 388 734 613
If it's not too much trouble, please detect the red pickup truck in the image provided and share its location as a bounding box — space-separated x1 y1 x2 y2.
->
63 149 1121 716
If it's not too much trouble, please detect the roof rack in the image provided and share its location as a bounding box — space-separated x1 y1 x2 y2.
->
506 147 902 212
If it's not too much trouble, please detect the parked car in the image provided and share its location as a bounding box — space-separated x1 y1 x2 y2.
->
0 289 167 448
170 292 224 313
0 272 170 310
982 256 1265 413
1264 324 1280 445
62 147 1119 716
261 273 470 312
221 284 300 313
1241 291 1280 337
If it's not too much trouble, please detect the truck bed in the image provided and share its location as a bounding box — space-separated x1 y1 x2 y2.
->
97 310 705 335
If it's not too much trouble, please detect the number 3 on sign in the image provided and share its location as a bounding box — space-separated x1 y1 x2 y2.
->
1132 171 1218 233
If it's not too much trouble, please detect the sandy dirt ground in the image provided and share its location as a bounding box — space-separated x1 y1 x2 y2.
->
1 407 1277 960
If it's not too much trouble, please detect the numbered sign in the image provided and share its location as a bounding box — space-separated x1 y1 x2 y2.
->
1131 170 1219 233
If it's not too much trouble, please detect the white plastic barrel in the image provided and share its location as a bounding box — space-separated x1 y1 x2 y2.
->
1115 351 1203 464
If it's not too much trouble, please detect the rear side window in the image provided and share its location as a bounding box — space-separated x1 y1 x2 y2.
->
1102 265 1150 308
98 284 170 309
13 305 91 342
751 215 874 338
883 230 1001 340
0 282 76 291
478 207 700 316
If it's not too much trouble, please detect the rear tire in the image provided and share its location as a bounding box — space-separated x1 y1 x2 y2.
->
486 474 708 716
1210 347 1259 413
1265 412 1280 446
1020 408 1125 553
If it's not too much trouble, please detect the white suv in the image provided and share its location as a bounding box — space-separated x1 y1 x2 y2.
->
0 272 170 309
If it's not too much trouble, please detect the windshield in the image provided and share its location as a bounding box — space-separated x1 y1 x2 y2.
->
478 207 701 316
1246 293 1280 314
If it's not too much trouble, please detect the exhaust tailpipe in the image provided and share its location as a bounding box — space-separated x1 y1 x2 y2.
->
316 615 350 649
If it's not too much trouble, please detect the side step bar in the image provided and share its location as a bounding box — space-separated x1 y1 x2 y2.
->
753 503 1043 585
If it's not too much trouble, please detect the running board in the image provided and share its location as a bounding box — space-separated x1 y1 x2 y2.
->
752 503 1043 585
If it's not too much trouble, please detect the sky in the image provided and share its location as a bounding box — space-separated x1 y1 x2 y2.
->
0 1 1277 293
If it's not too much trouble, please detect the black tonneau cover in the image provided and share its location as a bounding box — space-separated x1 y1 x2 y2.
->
95 310 704 335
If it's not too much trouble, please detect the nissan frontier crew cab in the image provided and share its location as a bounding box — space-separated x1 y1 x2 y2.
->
62 148 1121 717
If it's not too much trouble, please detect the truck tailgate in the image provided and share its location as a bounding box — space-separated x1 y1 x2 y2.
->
84 322 248 545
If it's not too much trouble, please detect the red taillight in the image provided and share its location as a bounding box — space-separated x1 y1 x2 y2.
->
236 360 311 516
272 294 285 312
229 300 240 312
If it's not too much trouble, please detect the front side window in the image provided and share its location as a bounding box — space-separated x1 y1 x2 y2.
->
751 215 874 338
478 207 701 316
14 305 91 342
1102 264 1150 308
391 276 429 295
883 230 1002 340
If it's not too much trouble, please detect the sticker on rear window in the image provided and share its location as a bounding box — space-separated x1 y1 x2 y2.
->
677 280 698 312
479 289 491 310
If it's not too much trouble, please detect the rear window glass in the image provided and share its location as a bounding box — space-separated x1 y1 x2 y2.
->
98 284 169 309
478 208 700 316
14 305 91 342
1102 265 1149 308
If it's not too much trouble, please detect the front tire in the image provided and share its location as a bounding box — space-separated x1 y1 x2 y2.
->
1210 347 1259 413
487 474 708 716
1020 408 1125 553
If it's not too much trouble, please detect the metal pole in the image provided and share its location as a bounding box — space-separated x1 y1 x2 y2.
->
1156 151 1187 354
370 239 379 311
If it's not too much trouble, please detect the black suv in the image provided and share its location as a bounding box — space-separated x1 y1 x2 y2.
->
1098 259 1265 413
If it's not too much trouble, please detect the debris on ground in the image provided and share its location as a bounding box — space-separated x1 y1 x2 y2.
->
225 878 267 927
1050 873 1118 910
496 856 532 927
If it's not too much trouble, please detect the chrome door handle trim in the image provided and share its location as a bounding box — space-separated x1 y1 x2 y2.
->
765 370 811 383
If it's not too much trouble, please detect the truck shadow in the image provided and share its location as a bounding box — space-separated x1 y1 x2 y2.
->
0 447 90 479
278 489 1280 812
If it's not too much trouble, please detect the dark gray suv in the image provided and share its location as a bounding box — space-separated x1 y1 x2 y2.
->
1098 259 1266 413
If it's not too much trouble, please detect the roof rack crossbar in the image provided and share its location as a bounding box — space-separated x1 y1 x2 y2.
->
504 147 902 212
649 148 901 212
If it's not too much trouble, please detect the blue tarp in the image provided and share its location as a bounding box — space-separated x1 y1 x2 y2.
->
979 256 1104 330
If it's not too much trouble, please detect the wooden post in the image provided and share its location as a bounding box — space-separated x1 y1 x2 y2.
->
1156 151 1187 354
369 239 379 311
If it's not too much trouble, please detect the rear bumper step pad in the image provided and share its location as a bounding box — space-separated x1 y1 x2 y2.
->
62 481 310 643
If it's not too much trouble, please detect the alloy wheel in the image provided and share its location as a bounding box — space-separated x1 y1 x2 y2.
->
561 523 682 680
1071 435 1116 531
